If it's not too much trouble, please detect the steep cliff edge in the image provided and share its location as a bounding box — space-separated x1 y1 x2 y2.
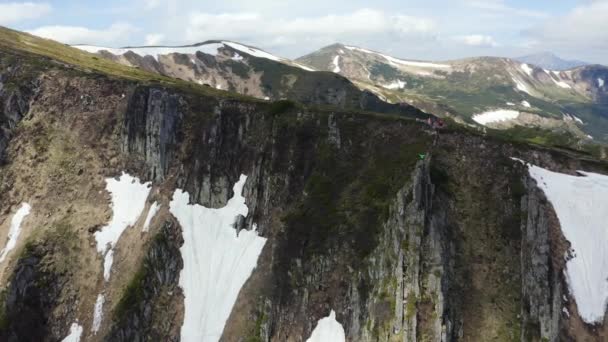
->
0 28 607 342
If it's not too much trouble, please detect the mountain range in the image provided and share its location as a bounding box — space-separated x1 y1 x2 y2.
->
0 25 607 342
516 52 590 71
73 41 608 148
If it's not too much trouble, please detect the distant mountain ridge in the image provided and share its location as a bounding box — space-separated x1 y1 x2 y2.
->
72 40 608 143
296 43 608 142
516 52 590 71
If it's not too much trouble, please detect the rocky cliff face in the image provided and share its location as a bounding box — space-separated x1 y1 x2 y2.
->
0 39 607 342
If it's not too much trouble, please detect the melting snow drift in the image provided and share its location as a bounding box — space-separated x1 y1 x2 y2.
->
142 201 160 232
91 294 105 333
472 109 519 125
95 172 151 281
521 63 534 77
332 55 341 73
0 203 31 263
306 310 346 342
61 323 83 342
524 163 608 323
170 174 267 342
382 80 407 90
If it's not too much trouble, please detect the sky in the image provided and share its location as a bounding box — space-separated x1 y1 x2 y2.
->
1 0 607 64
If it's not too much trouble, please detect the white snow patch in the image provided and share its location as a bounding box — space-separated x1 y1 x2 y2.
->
263 96 270 101
338 49 344 54
94 173 151 282
102 250 114 281
554 80 572 89
382 80 407 90
231 52 243 61
521 100 531 108
222 41 282 62
512 76 532 95
91 294 105 334
215 84 222 90
142 202 160 232
599 78 605 88
306 310 346 342
0 203 31 263
472 109 520 125
506 102 515 106
510 157 525 165
332 55 341 73
521 63 534 77
587 134 594 140
170 174 267 342
61 323 83 342
294 62 315 71
563 307 570 317
565 114 584 124
75 43 224 61
524 163 608 323
548 72 572 89
344 45 450 69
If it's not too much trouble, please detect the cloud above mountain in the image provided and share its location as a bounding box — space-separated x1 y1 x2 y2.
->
7 0 606 64
28 23 138 45
525 0 608 61
0 2 51 25
453 35 498 47
183 9 438 47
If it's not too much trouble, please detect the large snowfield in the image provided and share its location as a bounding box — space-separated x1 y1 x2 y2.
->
306 310 346 342
170 174 267 342
472 109 520 125
94 172 151 281
525 163 608 323
0 203 31 263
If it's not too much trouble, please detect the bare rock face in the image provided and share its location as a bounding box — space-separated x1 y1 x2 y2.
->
520 178 564 341
121 87 183 181
105 220 183 342
0 61 39 164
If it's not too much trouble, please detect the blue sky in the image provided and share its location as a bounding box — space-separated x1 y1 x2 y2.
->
2 0 607 64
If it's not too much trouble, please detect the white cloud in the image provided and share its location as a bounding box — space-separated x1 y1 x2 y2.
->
184 9 437 43
454 34 498 47
0 2 51 24
527 1 608 52
28 23 138 46
145 33 165 45
464 0 548 18
144 0 161 10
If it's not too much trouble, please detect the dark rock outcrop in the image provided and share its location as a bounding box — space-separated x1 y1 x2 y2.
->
106 220 184 342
